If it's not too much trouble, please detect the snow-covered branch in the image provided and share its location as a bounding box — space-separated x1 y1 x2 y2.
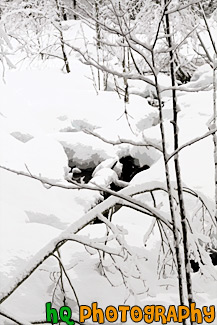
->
83 128 162 153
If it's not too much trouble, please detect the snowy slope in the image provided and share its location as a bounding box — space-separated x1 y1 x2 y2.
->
0 17 217 325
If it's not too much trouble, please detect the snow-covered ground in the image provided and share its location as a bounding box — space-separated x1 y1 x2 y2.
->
0 17 217 325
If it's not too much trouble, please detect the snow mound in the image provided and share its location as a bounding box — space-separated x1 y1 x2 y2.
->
0 222 60 287
92 157 122 178
52 132 116 169
24 136 69 182
129 73 172 98
187 63 215 89
90 167 118 187
0 130 25 171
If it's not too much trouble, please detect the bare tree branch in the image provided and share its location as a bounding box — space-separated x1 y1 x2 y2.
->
167 126 217 162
